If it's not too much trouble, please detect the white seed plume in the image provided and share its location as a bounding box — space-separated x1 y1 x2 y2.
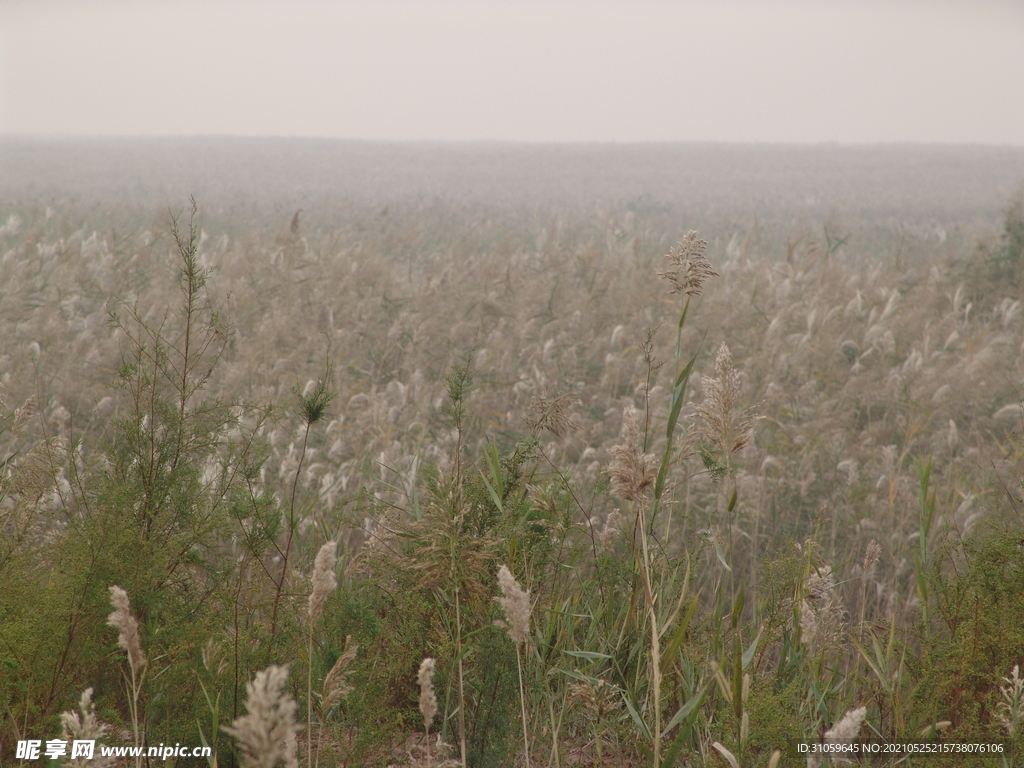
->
321 636 358 714
997 664 1024 737
107 586 146 676
223 665 299 768
418 657 438 732
61 688 114 768
308 540 338 625
825 706 867 743
599 509 623 551
658 230 718 297
808 706 867 768
693 343 762 464
496 565 532 645
608 405 656 503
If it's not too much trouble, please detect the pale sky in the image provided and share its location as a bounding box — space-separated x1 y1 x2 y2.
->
1 0 1022 144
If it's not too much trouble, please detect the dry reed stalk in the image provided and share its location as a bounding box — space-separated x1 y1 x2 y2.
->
608 401 662 765
314 636 358 768
107 585 146 766
496 565 532 766
307 540 338 768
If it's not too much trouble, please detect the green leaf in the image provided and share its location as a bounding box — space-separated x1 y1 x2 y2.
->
742 625 763 671
660 596 698 675
653 353 698 500
714 539 732 572
562 649 613 661
479 470 504 516
661 685 707 737
621 691 653 741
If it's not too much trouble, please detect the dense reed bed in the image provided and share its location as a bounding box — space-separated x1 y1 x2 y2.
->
2 183 1024 766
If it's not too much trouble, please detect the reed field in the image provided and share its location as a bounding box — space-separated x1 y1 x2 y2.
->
3 139 1024 767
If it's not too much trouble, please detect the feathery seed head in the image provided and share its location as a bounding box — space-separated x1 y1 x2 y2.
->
308 541 338 625
321 636 358 714
798 565 845 651
693 344 762 466
805 566 835 603
107 586 146 676
223 665 299 768
609 405 656 503
13 395 36 436
658 231 718 297
863 540 881 572
599 509 623 551
997 664 1024 737
824 706 867 743
61 688 114 767
496 564 531 645
527 393 579 437
418 657 438 732
202 637 229 678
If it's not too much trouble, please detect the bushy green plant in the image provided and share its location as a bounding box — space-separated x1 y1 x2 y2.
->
914 513 1024 744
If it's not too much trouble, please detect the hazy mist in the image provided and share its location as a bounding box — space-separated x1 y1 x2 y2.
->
2 0 1022 144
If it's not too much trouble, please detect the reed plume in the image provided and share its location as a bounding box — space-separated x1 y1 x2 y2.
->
61 688 114 768
807 706 867 768
496 565 532 766
658 230 718 297
608 405 656 503
12 395 36 436
527 393 579 437
223 665 299 768
307 540 338 768
496 564 531 645
693 343 762 466
108 586 146 675
997 664 1024 737
308 541 338 625
418 657 438 732
108 585 146 765
321 636 358 714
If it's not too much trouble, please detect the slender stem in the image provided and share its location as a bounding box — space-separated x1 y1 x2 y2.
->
307 619 314 768
515 644 531 767
637 505 662 768
271 420 312 638
128 661 145 768
455 590 467 767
